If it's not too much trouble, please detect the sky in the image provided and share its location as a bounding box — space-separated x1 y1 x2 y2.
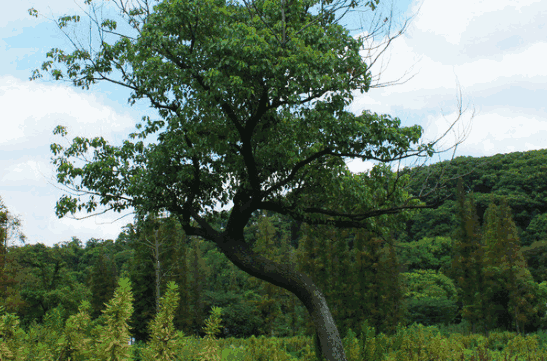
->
1 0 546 247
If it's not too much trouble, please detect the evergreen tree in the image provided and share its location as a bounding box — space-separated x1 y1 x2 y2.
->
448 178 485 334
327 227 352 339
188 238 208 337
497 197 536 334
481 199 512 335
168 231 193 336
377 232 406 336
481 196 537 335
88 247 118 319
125 223 157 342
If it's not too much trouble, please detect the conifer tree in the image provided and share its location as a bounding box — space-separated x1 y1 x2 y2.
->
189 238 208 337
481 196 537 334
349 229 386 336
126 223 157 342
481 199 511 335
88 247 118 319
377 232 406 336
448 178 485 334
168 233 193 336
497 197 536 334
327 228 352 339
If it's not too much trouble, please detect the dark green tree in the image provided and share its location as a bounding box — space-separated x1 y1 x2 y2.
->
188 238 208 337
0 197 26 314
32 0 474 357
447 178 485 334
376 232 406 336
168 229 193 336
481 199 512 335
480 196 536 335
88 246 118 319
124 223 157 342
496 197 536 335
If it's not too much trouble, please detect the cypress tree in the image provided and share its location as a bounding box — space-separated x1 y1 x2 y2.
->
168 231 193 336
480 196 536 335
448 178 485 334
481 198 511 335
349 228 384 337
497 197 536 334
377 232 406 336
88 247 118 319
188 238 208 337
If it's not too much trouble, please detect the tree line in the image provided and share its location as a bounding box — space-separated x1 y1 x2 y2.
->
2 147 547 343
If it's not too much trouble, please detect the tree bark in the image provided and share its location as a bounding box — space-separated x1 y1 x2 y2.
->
214 233 347 361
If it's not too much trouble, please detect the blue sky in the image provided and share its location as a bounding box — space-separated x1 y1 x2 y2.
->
1 0 546 247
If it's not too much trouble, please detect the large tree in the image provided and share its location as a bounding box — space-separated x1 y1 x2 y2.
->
31 0 472 359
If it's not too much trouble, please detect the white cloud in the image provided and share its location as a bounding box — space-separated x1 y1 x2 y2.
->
0 75 135 148
411 0 544 46
0 75 137 246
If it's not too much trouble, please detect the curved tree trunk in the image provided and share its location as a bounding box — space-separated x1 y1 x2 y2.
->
214 233 347 361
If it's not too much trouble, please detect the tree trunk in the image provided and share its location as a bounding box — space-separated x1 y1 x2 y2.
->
215 233 347 361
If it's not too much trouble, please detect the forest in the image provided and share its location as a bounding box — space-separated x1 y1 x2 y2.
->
2 147 547 351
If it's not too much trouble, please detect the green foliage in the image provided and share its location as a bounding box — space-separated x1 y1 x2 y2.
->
57 301 94 360
9 243 91 328
397 236 454 273
397 149 547 248
479 197 537 334
521 240 547 283
403 297 459 326
141 281 182 361
29 0 547 351
88 248 118 319
91 277 133 360
522 213 547 246
399 269 458 327
447 179 485 333
400 269 457 302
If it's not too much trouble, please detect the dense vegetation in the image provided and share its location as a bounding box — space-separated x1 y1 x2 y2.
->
2 148 547 349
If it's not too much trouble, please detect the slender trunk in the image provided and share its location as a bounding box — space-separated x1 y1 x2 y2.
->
154 231 161 314
215 233 347 361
